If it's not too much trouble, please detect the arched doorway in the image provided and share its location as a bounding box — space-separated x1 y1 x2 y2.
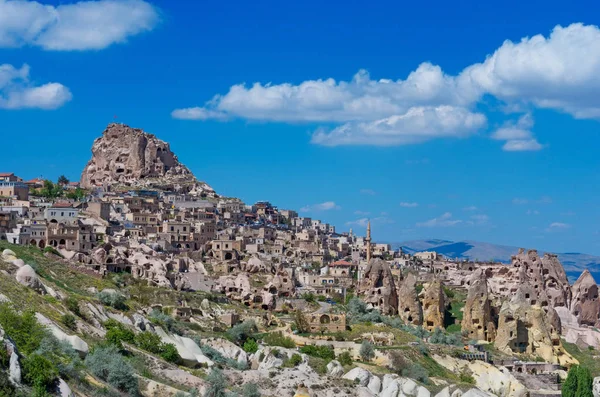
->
59 239 66 246
38 240 45 248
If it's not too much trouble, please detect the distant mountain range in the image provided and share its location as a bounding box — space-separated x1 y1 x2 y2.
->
393 239 600 283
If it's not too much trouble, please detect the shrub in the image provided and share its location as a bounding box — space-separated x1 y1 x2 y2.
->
227 320 257 345
242 338 258 354
61 314 77 330
347 298 367 315
359 341 375 362
302 293 316 303
338 351 352 366
389 351 409 373
263 332 296 348
34 335 82 380
402 363 429 384
23 354 58 389
97 291 127 310
241 383 260 397
198 342 247 370
204 368 227 397
134 331 163 354
160 343 180 364
294 310 310 333
562 365 579 397
65 297 81 317
105 321 135 348
0 304 48 355
299 345 335 361
459 370 475 384
283 353 303 368
85 345 139 396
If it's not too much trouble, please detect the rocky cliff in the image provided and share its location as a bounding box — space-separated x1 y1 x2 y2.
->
80 123 215 196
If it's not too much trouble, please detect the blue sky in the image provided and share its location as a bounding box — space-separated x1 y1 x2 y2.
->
2 0 600 254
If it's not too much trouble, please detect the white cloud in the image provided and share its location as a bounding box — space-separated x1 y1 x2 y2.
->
502 139 543 152
0 63 71 109
492 113 543 151
546 222 571 232
173 23 600 149
463 23 600 119
463 206 478 211
399 202 419 208
354 210 370 216
526 209 540 215
360 189 376 196
416 212 462 227
0 0 159 51
300 201 340 212
346 218 369 227
512 198 528 205
311 106 486 146
468 214 489 225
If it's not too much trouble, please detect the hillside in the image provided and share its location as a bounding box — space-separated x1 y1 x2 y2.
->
396 239 600 282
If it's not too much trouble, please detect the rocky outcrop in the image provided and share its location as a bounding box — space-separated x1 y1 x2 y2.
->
462 269 496 342
35 313 89 357
154 327 213 367
203 338 248 366
326 360 344 377
15 265 46 294
397 273 423 326
421 279 446 331
342 367 374 387
377 374 431 397
570 269 600 327
359 259 399 315
494 270 574 365
80 123 215 196
593 376 600 397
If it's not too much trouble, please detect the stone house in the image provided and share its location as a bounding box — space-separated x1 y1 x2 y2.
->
308 313 346 333
0 181 29 201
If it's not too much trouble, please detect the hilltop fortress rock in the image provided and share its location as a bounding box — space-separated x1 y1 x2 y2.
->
462 268 496 342
80 123 215 196
570 269 600 327
397 272 423 326
421 279 446 331
359 258 398 315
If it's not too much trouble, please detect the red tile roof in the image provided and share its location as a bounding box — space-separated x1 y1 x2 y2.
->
331 260 352 266
0 173 14 177
52 202 74 208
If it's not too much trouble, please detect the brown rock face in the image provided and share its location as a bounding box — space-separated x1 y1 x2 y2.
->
421 279 446 331
397 272 422 325
80 123 213 194
511 249 571 309
359 259 398 315
462 269 496 342
570 270 600 327
495 267 573 365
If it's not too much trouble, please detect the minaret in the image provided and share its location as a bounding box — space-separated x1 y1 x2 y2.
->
366 220 372 262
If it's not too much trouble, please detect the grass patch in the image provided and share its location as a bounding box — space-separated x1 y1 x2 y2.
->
563 341 600 377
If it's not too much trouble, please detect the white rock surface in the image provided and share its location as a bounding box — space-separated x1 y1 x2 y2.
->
367 375 382 394
342 367 372 386
1 249 16 261
155 327 213 367
11 259 24 268
58 378 74 397
16 265 45 293
462 390 494 397
35 313 89 357
326 360 344 377
203 338 247 365
593 376 600 397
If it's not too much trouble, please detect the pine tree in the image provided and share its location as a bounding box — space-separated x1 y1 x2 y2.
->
576 366 594 397
562 365 579 397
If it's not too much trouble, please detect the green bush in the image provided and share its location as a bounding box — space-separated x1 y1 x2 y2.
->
0 304 49 355
23 354 58 389
34 335 82 381
204 368 227 397
148 309 182 335
65 297 81 317
134 331 163 354
227 320 257 345
97 291 127 310
85 345 139 396
263 332 296 348
402 363 429 384
105 321 135 348
241 383 260 397
61 314 77 330
242 338 259 353
338 351 352 366
299 345 335 361
359 341 375 362
288 353 302 366
160 343 181 364
197 342 247 370
459 370 475 384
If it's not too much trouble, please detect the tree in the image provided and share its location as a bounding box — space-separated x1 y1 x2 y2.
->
562 365 579 397
294 310 310 334
577 366 593 397
359 341 375 362
338 351 352 366
57 175 69 186
204 368 227 397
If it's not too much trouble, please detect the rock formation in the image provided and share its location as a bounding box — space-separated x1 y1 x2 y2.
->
421 279 446 331
494 268 573 365
396 272 422 326
80 123 215 196
462 269 496 342
359 259 398 315
570 269 600 327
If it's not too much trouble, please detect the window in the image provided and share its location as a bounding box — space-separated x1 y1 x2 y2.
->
183 226 187 231
61 212 64 216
